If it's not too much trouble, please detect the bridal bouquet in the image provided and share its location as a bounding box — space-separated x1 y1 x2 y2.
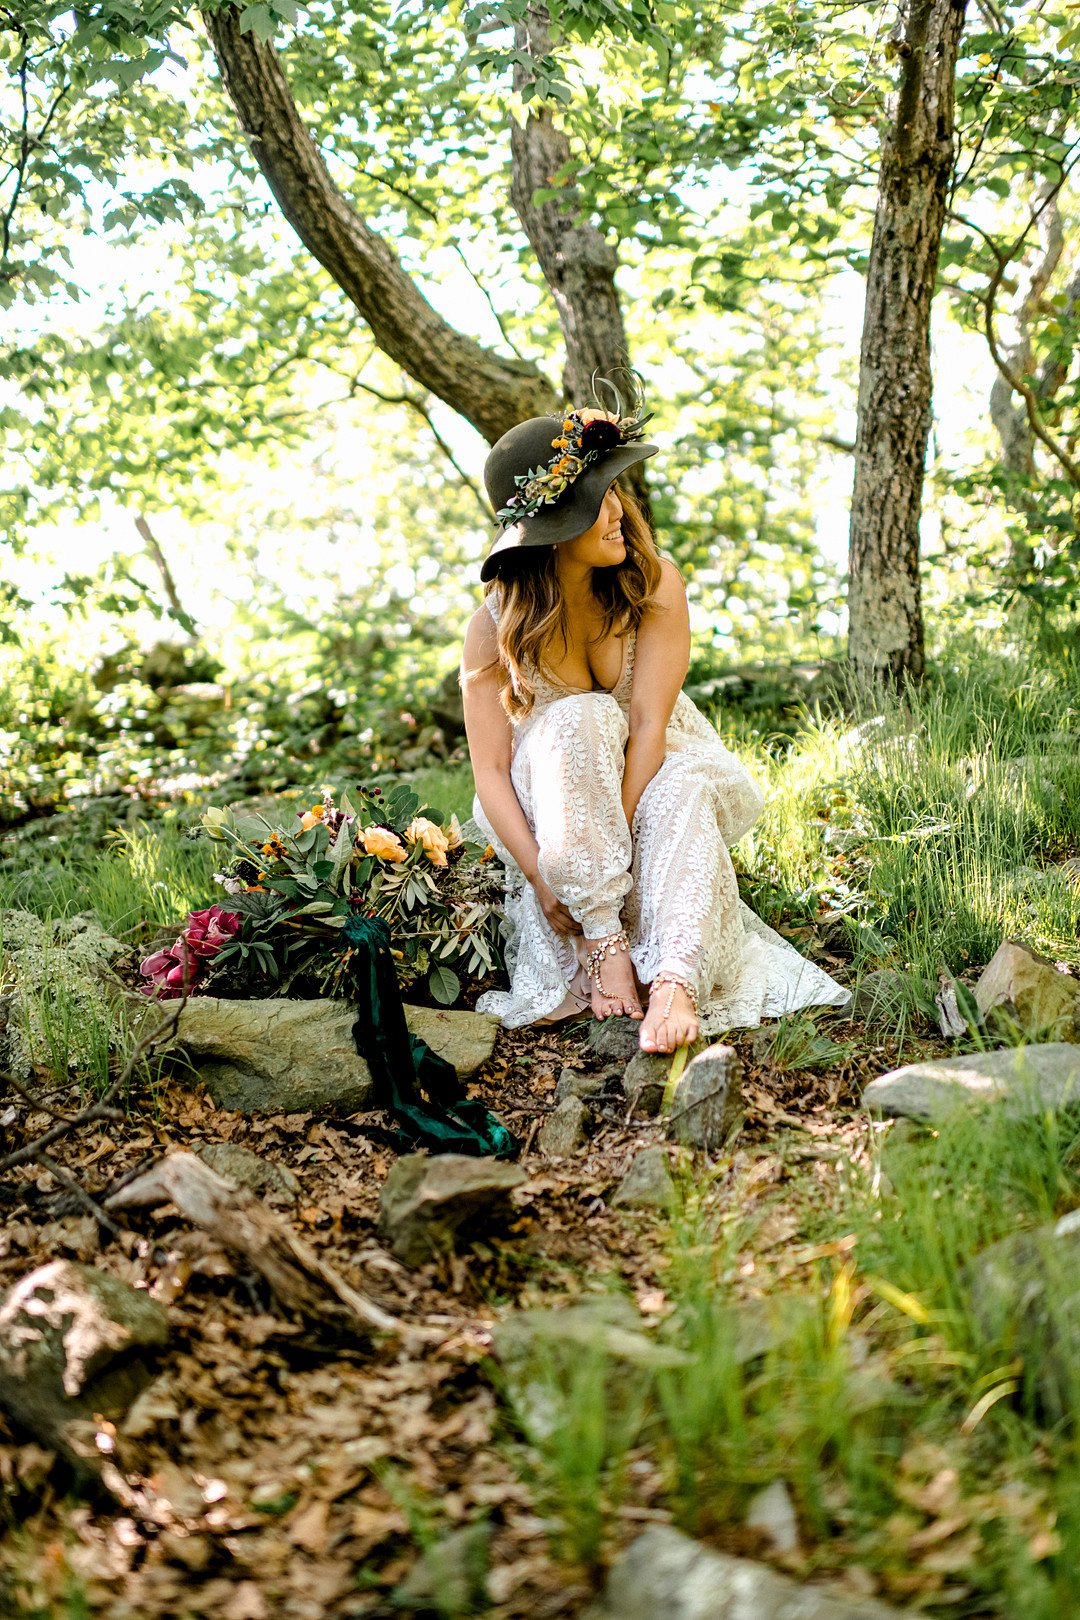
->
140 783 504 1006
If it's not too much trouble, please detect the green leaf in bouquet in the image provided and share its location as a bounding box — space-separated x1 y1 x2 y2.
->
266 876 301 897
327 818 353 893
339 789 357 821
295 873 320 896
417 804 444 824
428 963 460 1006
289 898 335 917
223 888 283 919
385 785 420 826
294 827 318 853
311 859 335 879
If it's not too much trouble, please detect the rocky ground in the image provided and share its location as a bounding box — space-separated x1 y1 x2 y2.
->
2 921 1080 1617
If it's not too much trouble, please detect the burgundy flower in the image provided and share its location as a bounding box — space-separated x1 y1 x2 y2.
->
182 905 241 960
139 939 198 998
138 905 241 998
578 417 621 454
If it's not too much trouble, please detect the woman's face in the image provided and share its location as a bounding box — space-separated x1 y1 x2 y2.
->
557 479 625 571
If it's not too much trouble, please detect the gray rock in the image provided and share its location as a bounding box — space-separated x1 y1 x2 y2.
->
848 969 913 1025
165 997 497 1116
555 1066 607 1103
611 1146 677 1212
393 1520 490 1613
974 940 1079 1041
746 1480 801 1556
492 1297 688 1438
379 1153 525 1267
192 1141 300 1198
622 1049 669 1116
667 1044 742 1150
583 1524 904 1619
966 1209 1080 1423
538 1095 590 1157
0 1261 169 1462
585 1016 642 1061
863 1043 1080 1122
400 1004 500 1081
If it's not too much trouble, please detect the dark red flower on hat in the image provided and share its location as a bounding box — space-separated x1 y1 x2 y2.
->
578 417 621 453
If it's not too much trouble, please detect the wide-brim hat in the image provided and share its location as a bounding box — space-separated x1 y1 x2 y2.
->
480 405 659 584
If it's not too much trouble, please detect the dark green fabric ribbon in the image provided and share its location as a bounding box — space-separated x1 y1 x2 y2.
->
342 913 516 1159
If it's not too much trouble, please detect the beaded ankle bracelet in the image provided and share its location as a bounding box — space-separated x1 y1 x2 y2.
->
585 927 631 1000
650 972 699 1023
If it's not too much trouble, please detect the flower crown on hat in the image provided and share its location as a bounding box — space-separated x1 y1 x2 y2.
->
494 369 655 527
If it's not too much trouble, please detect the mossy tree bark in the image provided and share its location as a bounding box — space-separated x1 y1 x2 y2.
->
847 0 968 685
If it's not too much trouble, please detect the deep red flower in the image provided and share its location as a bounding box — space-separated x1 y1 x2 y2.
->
578 417 621 453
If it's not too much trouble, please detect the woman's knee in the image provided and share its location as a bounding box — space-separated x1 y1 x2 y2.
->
531 691 628 753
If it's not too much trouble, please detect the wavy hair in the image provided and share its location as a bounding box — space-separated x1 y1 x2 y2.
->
478 480 663 722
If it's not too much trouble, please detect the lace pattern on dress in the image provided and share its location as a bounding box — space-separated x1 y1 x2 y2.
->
462 580 850 1030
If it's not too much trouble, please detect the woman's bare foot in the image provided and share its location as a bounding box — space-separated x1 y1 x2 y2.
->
585 933 643 1021
639 980 699 1053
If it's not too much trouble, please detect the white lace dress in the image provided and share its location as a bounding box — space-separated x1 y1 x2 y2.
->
463 584 850 1034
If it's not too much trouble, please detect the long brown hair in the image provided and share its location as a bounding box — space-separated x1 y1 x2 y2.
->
478 480 663 721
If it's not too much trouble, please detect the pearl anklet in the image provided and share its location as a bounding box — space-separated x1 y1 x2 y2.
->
650 972 699 1023
585 928 631 1000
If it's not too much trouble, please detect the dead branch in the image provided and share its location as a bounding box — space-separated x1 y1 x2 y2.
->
106 1151 406 1340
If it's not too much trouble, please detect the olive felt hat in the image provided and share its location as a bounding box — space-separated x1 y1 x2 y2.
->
480 380 659 583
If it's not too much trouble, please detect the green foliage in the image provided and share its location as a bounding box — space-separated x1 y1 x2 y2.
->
196 782 503 1005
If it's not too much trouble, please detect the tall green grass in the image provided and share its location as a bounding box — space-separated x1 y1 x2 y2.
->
739 647 1080 1036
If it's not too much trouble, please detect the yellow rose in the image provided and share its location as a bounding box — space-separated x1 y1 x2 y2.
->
361 825 407 862
299 803 325 831
405 816 450 867
577 407 617 424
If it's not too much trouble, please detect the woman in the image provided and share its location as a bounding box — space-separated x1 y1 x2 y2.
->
460 383 849 1055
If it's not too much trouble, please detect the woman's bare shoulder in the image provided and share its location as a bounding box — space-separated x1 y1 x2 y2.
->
462 597 500 672
649 554 688 607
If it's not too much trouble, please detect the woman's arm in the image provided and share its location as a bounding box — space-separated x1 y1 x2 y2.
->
622 556 690 827
460 606 538 876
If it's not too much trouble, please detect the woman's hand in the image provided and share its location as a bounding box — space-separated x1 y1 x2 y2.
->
531 873 582 936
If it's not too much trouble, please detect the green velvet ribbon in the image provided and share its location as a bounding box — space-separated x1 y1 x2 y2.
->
342 913 516 1159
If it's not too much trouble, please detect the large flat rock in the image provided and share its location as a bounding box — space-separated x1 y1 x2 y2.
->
584 1525 904 1619
164 996 499 1116
863 1043 1080 1122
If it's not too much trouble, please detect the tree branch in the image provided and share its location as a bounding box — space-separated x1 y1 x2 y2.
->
200 4 557 444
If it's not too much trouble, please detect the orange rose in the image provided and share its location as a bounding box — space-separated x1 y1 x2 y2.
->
405 816 449 867
361 825 407 862
299 803 326 831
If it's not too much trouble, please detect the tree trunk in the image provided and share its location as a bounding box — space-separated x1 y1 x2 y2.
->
201 5 557 445
508 2 652 517
847 0 967 685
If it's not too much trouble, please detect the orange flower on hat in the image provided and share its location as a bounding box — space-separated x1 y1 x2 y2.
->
361 825 407 862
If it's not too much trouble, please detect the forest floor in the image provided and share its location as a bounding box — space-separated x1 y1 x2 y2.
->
1 973 969 1620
